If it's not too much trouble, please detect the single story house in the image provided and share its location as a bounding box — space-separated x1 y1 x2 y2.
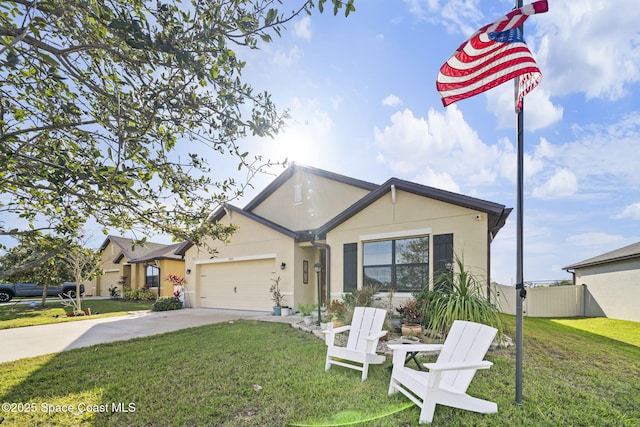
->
91 236 184 298
177 164 511 312
564 241 640 322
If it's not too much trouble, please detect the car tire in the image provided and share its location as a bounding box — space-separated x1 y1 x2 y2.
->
0 291 13 302
67 290 76 298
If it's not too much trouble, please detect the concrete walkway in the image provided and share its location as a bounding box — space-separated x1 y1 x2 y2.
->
0 308 302 364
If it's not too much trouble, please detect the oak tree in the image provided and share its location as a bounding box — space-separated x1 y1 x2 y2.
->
0 0 355 277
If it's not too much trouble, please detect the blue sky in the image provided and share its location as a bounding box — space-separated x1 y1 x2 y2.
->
9 0 628 286
216 0 640 285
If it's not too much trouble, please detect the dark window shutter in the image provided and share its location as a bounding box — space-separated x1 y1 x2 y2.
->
343 243 357 292
433 234 453 291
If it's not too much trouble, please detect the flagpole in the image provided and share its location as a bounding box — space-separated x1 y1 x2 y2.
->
515 0 525 405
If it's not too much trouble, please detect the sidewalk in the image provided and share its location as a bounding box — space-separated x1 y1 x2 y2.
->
0 308 302 364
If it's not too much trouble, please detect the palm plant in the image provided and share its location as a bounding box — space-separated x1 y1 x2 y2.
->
426 255 502 339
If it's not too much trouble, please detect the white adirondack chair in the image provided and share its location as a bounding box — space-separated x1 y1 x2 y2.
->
323 306 388 381
388 320 498 424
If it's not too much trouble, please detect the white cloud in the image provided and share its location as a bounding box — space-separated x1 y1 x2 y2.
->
487 82 563 131
615 202 640 220
403 0 439 21
272 45 303 67
373 106 518 191
539 113 640 191
566 232 626 247
294 16 312 40
413 169 460 193
534 0 640 100
439 0 483 36
532 168 578 199
382 94 403 107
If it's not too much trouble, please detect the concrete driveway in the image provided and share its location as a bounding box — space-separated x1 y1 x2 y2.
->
0 308 297 364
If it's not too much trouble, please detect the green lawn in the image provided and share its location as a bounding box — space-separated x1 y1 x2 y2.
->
0 315 638 426
0 299 154 329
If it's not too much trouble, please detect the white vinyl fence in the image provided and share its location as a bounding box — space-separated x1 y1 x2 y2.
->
492 283 585 317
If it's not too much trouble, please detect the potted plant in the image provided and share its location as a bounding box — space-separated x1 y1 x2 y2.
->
319 315 331 330
396 298 423 337
298 303 317 326
326 299 348 328
269 276 285 316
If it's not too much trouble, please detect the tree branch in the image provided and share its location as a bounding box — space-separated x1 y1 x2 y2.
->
0 240 72 280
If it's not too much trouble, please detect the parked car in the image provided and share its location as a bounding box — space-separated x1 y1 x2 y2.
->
0 282 85 303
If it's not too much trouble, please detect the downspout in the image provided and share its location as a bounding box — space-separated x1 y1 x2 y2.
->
311 234 331 305
487 229 492 303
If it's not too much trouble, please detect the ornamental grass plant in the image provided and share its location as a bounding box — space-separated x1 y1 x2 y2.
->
426 255 503 339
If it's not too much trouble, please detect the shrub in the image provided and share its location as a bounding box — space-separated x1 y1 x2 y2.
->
426 255 502 339
396 298 423 325
342 284 380 308
152 296 183 311
326 299 348 321
123 288 157 301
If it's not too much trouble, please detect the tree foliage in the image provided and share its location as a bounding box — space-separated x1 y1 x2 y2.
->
0 234 74 306
0 0 355 275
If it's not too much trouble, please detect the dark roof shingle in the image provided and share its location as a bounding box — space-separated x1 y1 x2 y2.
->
564 241 640 270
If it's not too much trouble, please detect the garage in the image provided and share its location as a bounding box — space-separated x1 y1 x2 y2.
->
197 257 276 311
96 270 121 296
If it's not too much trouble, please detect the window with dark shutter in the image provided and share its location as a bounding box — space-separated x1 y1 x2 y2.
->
343 243 357 292
362 236 429 292
433 233 454 291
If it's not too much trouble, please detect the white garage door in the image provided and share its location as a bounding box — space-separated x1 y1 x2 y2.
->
198 258 276 310
99 271 120 296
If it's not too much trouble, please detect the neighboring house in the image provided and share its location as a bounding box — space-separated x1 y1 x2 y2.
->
564 242 640 322
178 164 511 312
91 236 184 298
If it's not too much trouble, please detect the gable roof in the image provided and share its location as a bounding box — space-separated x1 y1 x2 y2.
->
210 205 299 239
99 235 183 264
564 241 640 270
316 178 511 239
176 167 512 254
174 205 300 255
243 163 378 212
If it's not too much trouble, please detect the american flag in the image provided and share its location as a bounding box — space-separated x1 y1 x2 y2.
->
436 0 548 112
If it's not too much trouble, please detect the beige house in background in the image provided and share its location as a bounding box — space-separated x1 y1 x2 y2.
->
91 236 184 298
564 241 640 322
177 164 511 312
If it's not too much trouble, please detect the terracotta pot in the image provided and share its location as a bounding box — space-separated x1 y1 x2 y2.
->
66 311 75 317
401 324 422 337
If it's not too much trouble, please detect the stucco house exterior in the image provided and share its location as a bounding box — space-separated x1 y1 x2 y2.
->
178 164 511 312
90 236 184 298
564 241 640 322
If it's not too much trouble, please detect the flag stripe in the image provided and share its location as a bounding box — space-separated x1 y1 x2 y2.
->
440 67 541 107
439 43 534 79
436 0 548 108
